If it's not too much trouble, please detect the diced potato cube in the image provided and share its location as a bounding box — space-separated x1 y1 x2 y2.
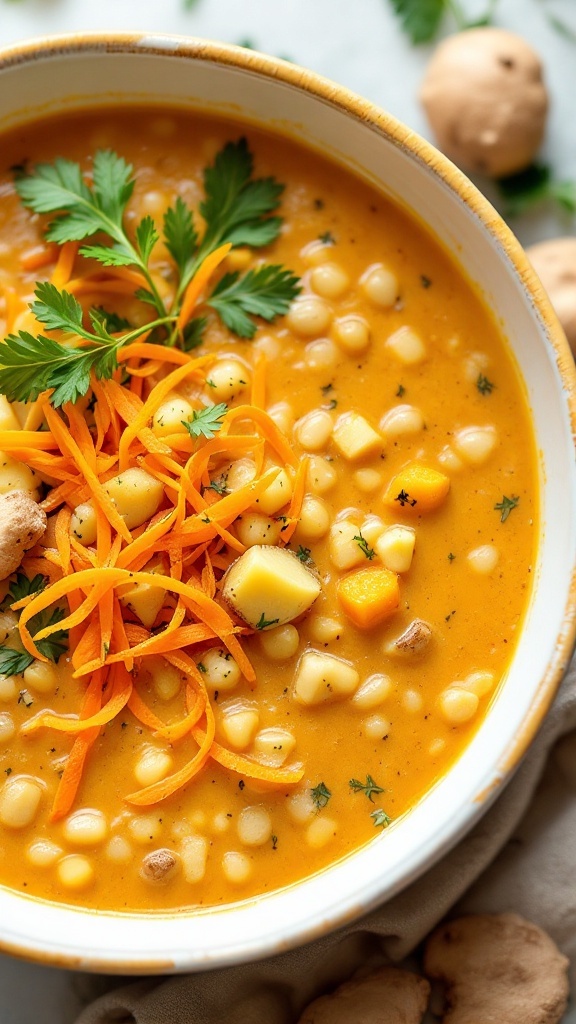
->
329 519 366 571
359 516 385 546
252 727 296 766
332 412 382 461
375 525 416 573
252 467 293 516
337 567 400 629
118 581 165 628
0 453 38 496
293 649 359 706
0 397 20 432
70 502 97 546
383 463 450 513
104 468 164 529
222 546 321 629
385 326 426 365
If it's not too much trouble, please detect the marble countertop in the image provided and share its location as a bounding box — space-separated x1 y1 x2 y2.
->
0 0 574 1019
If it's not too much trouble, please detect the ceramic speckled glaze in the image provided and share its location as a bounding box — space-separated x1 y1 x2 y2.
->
0 33 574 975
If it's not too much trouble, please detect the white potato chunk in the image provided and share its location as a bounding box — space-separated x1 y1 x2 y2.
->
375 525 416 573
0 397 20 432
104 468 164 529
293 649 359 706
0 453 38 497
329 519 365 571
70 502 98 546
220 703 260 749
118 579 166 628
385 326 426 365
252 467 292 516
332 412 382 461
454 425 497 465
152 395 194 437
222 546 321 629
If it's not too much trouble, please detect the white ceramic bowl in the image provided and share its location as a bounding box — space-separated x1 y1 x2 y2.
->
0 34 574 974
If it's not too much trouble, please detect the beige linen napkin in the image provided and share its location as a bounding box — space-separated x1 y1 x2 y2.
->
76 659 576 1024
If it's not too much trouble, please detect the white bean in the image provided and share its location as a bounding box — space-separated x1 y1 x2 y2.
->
380 404 424 437
222 850 252 885
0 675 17 703
237 806 272 846
307 455 338 495
306 816 336 849
294 410 333 451
63 808 108 847
438 688 479 725
57 854 94 890
296 495 331 540
467 544 499 574
363 714 390 739
26 839 62 868
304 337 339 370
134 748 173 787
333 316 371 354
207 360 250 401
385 326 426 365
454 425 497 465
286 296 332 337
181 834 208 883
235 512 281 547
106 836 133 864
0 711 14 741
310 262 350 300
352 673 392 710
0 776 42 829
23 661 58 695
360 264 398 307
199 648 241 692
259 625 300 661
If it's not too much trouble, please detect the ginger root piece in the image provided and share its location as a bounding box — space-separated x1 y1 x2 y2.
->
394 619 432 655
420 29 548 178
0 490 47 582
527 237 576 353
297 966 430 1024
424 913 569 1024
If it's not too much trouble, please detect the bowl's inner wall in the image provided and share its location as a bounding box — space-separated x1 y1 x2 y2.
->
0 40 573 973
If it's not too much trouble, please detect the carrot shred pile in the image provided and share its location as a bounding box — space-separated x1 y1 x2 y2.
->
4 253 307 818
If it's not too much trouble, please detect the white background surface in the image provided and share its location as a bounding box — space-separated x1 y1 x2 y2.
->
0 0 574 1020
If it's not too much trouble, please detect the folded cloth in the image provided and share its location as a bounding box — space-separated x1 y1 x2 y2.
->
76 661 576 1024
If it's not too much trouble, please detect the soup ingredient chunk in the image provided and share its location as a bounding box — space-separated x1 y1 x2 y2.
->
384 464 450 513
420 29 548 178
424 913 569 1024
0 490 46 581
293 649 359 705
297 966 430 1024
337 567 400 630
527 237 576 353
222 545 321 629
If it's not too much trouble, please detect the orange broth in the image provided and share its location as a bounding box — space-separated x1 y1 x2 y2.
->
0 109 536 910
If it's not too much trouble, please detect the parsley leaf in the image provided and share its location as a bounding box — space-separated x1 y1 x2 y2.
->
310 781 331 810
295 545 313 564
498 163 576 218
207 266 301 339
34 606 69 663
199 137 283 255
494 494 519 523
15 151 166 317
91 307 131 333
182 316 208 351
163 196 198 278
0 330 118 407
349 775 385 802
182 403 228 440
0 647 34 676
1 572 46 610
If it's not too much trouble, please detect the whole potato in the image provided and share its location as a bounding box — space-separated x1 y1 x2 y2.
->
420 28 548 178
527 237 576 354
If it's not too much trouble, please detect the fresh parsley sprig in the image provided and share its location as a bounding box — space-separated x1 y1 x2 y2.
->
349 775 385 802
6 139 301 405
0 282 174 408
15 151 166 319
182 403 228 440
0 573 68 674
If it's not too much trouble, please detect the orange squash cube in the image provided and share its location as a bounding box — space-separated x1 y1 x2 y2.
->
383 463 450 513
336 567 400 629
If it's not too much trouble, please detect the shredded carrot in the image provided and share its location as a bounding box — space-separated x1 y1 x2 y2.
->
176 243 232 332
51 242 78 289
49 670 104 822
21 663 133 735
21 243 58 272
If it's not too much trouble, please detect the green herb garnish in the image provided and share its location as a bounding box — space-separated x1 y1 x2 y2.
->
387 0 497 44
476 374 495 396
494 494 519 523
311 781 331 810
370 808 391 829
255 612 280 631
353 533 375 560
2 139 300 406
182 403 228 440
349 775 385 802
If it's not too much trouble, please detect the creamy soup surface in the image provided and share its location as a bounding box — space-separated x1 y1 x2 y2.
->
0 109 536 911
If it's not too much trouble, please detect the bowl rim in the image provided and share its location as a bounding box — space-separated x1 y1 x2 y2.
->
0 30 574 973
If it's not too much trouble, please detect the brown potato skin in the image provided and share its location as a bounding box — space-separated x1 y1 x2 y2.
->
0 490 46 582
297 966 430 1024
424 913 569 1024
528 238 576 354
420 28 548 178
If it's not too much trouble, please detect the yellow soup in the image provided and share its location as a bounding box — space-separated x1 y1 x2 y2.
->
0 109 536 910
